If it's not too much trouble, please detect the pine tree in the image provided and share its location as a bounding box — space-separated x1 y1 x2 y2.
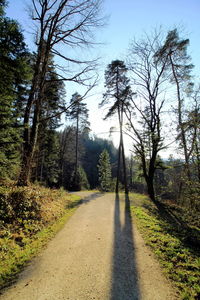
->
155 29 193 179
98 149 112 192
100 60 132 194
68 92 90 190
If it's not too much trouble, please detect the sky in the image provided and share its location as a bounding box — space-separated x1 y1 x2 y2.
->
6 0 200 157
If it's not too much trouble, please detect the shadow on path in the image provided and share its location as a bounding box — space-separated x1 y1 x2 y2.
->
110 194 140 300
68 192 103 208
81 192 103 204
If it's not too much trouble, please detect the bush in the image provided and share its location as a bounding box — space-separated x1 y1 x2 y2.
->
0 187 41 223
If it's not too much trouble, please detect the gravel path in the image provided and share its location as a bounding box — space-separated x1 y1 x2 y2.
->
0 192 178 300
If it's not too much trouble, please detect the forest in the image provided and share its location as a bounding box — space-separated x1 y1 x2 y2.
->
1 0 199 206
0 0 200 298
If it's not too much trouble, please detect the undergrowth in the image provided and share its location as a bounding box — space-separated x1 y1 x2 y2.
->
130 193 200 300
0 184 81 289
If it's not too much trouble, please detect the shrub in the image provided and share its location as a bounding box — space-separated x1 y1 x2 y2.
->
0 187 41 223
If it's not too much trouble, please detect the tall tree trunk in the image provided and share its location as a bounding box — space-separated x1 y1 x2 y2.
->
146 176 155 202
40 149 45 182
121 102 128 194
115 75 121 194
195 143 200 182
17 34 50 186
121 132 128 195
75 106 79 175
18 146 32 186
170 55 191 179
18 97 41 186
116 140 121 194
130 156 133 189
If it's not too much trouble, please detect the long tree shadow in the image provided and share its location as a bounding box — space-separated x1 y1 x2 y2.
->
67 192 103 208
110 194 140 300
144 200 200 249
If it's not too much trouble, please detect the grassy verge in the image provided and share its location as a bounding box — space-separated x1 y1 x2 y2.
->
129 193 200 300
0 184 81 289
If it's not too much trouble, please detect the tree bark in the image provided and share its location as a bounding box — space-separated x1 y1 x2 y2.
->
121 132 128 195
170 55 191 179
75 103 79 175
115 140 121 194
17 0 103 186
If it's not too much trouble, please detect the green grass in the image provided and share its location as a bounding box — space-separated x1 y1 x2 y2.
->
130 193 200 300
0 185 81 289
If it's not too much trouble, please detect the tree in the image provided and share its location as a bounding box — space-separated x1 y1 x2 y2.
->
0 1 30 179
58 126 76 189
97 149 112 192
18 0 104 186
189 89 200 182
70 166 90 191
82 136 118 189
0 0 6 16
38 130 60 187
126 31 169 201
32 55 66 185
68 92 90 177
100 60 132 194
155 29 194 179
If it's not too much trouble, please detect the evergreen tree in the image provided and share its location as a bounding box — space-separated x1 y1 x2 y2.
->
82 136 118 189
34 130 60 187
0 1 6 16
32 56 66 186
40 55 66 129
100 60 132 194
58 129 118 190
155 29 194 179
68 92 90 189
18 0 103 186
0 2 30 179
58 126 76 189
69 93 89 171
97 149 112 192
70 166 90 191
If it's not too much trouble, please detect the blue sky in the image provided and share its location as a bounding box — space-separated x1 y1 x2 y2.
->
6 0 200 156
101 0 200 74
6 0 200 74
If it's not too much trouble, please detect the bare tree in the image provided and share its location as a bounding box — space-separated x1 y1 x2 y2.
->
126 32 170 201
18 0 104 185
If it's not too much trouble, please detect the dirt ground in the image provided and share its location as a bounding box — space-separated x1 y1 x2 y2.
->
0 192 178 300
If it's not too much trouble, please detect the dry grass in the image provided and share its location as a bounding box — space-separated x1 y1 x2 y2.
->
0 183 81 289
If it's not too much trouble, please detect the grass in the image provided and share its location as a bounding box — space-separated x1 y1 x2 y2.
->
129 193 200 300
0 184 81 289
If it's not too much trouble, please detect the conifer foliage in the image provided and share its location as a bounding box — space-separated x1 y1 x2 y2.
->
97 149 112 192
100 60 132 194
0 0 30 178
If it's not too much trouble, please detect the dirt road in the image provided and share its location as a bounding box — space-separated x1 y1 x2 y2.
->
0 192 178 300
